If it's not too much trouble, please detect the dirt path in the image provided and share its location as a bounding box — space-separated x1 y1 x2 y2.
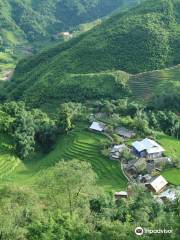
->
1 69 14 81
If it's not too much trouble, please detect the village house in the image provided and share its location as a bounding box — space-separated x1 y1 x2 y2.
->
132 138 165 159
114 191 128 202
145 175 168 194
110 144 127 160
146 157 172 174
159 189 177 202
140 174 152 183
125 158 147 176
116 127 136 139
89 121 106 132
59 31 73 38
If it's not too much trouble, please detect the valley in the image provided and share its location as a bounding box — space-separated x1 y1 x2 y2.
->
0 0 179 239
0 0 143 80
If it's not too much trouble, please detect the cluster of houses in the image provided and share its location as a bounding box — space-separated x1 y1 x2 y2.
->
115 176 179 203
89 121 179 203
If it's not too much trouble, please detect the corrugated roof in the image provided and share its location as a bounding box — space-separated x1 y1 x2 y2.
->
116 127 135 138
132 141 145 152
111 144 126 153
132 138 165 154
150 175 168 193
89 122 106 132
159 189 176 201
114 191 128 196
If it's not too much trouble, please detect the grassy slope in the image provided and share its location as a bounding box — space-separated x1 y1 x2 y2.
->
0 134 21 180
157 133 180 185
1 126 127 191
4 70 130 106
162 168 180 185
4 65 180 107
129 65 180 102
157 133 180 159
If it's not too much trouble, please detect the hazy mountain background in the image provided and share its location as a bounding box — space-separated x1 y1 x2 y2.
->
2 0 179 107
0 0 143 49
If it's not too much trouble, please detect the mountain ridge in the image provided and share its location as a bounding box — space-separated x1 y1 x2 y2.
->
1 0 180 107
0 0 142 49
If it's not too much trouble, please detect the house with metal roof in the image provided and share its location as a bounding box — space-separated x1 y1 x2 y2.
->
89 121 106 132
159 189 177 202
132 138 165 159
146 175 168 193
110 144 127 160
116 127 136 139
114 191 128 202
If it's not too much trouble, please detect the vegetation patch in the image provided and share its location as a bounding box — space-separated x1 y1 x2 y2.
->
157 133 180 160
129 65 180 102
162 168 180 185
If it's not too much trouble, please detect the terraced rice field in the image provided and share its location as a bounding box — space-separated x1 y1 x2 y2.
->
129 65 180 101
0 128 127 191
54 129 127 190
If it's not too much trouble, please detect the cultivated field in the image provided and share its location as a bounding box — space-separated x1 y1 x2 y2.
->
129 65 180 101
0 127 127 191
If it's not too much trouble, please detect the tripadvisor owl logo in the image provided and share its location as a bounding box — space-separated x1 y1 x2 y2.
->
135 227 173 236
135 227 144 236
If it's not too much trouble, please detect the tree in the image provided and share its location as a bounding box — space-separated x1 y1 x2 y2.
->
127 102 141 117
13 111 35 159
133 111 151 135
59 105 74 132
0 101 58 158
40 160 97 216
112 134 123 144
0 110 14 132
32 109 57 152
121 149 134 162
0 184 42 240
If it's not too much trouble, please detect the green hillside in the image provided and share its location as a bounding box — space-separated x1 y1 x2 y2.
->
3 71 130 106
2 65 180 108
2 0 179 105
129 65 180 101
0 0 142 80
0 0 140 49
0 127 127 191
0 134 21 180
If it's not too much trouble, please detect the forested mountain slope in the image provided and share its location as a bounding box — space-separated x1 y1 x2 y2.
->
0 0 141 49
2 0 179 106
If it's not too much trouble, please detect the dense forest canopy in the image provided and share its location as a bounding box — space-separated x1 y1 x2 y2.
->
0 0 142 48
2 0 179 106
